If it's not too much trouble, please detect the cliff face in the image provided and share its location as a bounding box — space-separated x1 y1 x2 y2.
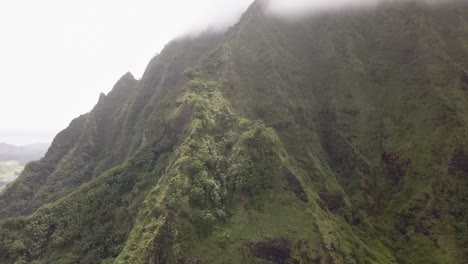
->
1 1 468 263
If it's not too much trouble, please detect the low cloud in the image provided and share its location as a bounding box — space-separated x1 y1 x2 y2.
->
266 0 382 15
264 0 459 17
177 0 254 36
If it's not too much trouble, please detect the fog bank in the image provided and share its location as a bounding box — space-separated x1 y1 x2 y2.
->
264 0 460 16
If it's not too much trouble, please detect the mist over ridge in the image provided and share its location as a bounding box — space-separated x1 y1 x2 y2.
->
263 0 465 17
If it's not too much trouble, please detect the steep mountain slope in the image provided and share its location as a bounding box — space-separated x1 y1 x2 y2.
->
1 1 468 263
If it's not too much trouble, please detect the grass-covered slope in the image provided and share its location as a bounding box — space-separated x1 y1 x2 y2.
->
1 0 468 263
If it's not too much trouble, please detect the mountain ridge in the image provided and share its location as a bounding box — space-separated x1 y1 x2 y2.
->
1 1 468 263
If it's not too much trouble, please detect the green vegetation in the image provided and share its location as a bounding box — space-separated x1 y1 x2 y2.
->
2 0 468 263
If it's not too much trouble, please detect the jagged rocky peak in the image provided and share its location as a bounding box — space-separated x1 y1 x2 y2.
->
96 72 137 108
114 71 136 88
107 72 137 98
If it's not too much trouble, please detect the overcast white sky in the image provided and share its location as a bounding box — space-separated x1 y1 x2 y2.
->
0 0 441 145
0 0 255 145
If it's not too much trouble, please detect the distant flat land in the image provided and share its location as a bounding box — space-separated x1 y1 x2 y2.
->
0 160 24 191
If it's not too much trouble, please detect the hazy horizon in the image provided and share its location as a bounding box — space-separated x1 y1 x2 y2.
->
0 0 254 146
0 130 55 146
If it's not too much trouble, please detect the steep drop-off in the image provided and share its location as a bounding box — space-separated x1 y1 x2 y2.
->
1 1 468 263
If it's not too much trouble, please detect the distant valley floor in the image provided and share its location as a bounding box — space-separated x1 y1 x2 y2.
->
0 161 24 191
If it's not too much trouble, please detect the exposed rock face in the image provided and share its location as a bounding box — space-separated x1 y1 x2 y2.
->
318 192 345 212
284 169 309 202
381 151 411 182
450 147 468 174
460 69 468 90
247 238 292 264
